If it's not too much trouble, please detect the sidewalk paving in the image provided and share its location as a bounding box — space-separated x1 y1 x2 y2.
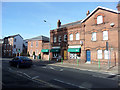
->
33 59 118 75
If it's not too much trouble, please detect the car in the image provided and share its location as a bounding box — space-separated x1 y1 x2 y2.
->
9 56 33 68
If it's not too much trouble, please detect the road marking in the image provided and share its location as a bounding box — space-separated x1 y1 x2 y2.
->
50 66 55 70
23 73 31 78
54 79 88 89
42 67 47 69
32 76 39 79
35 78 61 88
0 81 5 86
60 69 63 71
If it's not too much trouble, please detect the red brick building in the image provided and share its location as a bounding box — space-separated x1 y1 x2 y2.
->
27 35 50 60
50 5 119 65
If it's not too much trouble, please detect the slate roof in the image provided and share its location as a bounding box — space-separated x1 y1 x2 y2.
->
27 35 49 41
4 34 23 39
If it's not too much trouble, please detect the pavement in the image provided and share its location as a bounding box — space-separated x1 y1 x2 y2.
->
32 59 119 75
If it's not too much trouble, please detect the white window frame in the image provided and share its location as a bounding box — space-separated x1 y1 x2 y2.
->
58 36 61 42
91 32 96 41
53 36 56 43
64 34 67 42
70 34 73 41
104 50 110 59
97 15 103 24
76 33 79 40
103 31 108 40
97 50 102 59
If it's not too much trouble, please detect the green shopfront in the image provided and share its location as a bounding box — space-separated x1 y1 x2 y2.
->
68 46 81 59
50 47 60 60
41 49 49 60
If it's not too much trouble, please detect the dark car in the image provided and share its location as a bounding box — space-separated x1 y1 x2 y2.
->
9 56 33 68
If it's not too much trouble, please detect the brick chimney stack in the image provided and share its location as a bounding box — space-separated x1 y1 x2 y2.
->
86 10 90 16
57 19 61 28
117 1 120 11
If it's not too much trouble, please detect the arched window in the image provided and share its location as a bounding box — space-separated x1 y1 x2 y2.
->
97 15 103 24
69 34 73 41
76 33 80 40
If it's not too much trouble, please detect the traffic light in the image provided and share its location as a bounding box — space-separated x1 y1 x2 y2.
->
106 42 108 51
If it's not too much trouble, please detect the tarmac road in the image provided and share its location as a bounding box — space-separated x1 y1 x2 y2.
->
1 58 119 89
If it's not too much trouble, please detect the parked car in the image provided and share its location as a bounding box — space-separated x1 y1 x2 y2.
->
9 56 33 68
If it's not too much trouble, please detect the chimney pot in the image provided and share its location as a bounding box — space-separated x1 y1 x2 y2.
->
57 19 61 28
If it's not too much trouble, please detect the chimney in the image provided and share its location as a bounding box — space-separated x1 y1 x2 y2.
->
86 10 90 16
117 1 120 11
57 19 61 28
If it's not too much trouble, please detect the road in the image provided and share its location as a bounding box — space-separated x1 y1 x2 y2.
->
1 58 119 89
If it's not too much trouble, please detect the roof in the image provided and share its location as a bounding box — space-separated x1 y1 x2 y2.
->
28 35 49 41
59 20 82 28
4 34 23 39
81 6 118 23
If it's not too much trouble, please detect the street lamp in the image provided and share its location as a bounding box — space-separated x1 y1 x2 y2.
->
44 20 51 61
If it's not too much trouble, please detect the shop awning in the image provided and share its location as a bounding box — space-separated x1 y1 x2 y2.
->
68 48 81 52
41 49 49 52
50 49 60 52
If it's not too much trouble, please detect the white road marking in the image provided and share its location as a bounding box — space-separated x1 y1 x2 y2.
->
32 76 39 79
23 73 31 78
60 69 63 71
54 79 87 89
0 81 5 86
42 67 47 68
50 66 55 70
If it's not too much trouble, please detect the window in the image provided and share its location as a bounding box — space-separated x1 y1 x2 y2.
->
30 50 32 55
76 33 79 40
53 53 59 58
31 42 33 47
14 38 16 42
35 49 38 55
91 32 96 41
64 35 67 42
97 15 103 24
97 50 102 59
14 45 16 48
58 36 61 42
53 36 56 43
104 50 110 59
36 41 38 47
70 34 73 41
103 31 108 40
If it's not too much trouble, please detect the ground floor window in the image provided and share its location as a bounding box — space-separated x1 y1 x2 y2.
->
70 52 80 59
104 50 110 59
43 52 49 55
53 52 59 58
97 50 102 59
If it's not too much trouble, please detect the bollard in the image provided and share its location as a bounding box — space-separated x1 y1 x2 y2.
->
98 59 100 69
77 59 79 66
61 58 63 64
49 57 50 62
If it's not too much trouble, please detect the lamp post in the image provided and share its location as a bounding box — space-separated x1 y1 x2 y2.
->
44 20 51 61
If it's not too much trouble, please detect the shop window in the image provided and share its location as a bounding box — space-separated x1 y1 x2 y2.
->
91 32 96 41
53 36 56 43
97 50 102 59
53 52 59 58
76 33 79 40
70 34 73 41
64 35 67 42
58 36 61 42
97 15 103 24
104 50 110 59
103 31 108 40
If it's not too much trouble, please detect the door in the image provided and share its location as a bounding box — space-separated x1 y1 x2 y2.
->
86 50 91 62
64 50 67 60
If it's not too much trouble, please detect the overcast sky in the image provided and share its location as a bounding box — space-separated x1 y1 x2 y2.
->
2 2 118 39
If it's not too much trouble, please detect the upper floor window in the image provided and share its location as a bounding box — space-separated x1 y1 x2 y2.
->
58 36 61 42
103 31 108 40
31 42 33 47
69 34 73 41
53 36 56 43
91 32 96 41
64 35 67 42
76 33 79 40
97 15 103 24
36 41 38 47
14 38 16 42
97 50 102 59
